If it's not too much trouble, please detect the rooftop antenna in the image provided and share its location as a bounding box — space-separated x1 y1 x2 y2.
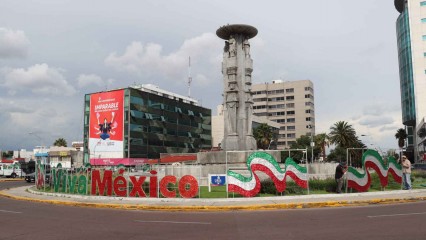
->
188 56 192 98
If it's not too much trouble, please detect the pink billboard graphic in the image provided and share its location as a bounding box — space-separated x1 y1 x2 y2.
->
89 90 124 158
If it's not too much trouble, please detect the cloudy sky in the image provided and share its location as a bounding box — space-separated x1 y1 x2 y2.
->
0 0 401 152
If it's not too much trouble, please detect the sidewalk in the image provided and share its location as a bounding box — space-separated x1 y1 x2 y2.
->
1 186 426 211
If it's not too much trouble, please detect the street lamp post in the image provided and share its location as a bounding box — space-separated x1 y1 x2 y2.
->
268 140 274 150
306 125 314 163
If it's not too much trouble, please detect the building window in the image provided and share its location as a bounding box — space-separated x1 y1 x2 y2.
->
286 103 295 108
287 126 295 131
276 119 286 123
421 1 426 6
287 133 296 138
277 111 285 116
286 88 294 93
306 117 312 121
286 110 295 115
286 96 294 100
305 109 311 113
254 112 268 117
287 118 295 123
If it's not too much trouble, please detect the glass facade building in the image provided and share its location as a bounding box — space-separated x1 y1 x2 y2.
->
83 85 212 163
394 0 426 161
396 4 416 126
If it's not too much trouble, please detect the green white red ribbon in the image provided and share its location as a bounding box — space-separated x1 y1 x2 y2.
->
227 152 307 197
347 149 402 192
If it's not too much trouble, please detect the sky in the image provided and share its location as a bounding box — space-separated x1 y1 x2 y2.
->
0 0 402 153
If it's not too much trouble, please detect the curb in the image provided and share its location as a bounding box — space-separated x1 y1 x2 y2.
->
1 189 425 212
0 178 25 182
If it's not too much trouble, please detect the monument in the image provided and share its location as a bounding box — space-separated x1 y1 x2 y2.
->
217 24 258 151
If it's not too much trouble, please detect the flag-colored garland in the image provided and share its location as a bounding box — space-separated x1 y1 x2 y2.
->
227 152 307 197
347 149 402 192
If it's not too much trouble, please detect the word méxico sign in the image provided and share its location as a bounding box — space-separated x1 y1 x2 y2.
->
36 163 199 198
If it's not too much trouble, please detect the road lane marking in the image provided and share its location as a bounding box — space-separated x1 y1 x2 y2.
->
368 212 426 218
135 220 211 225
0 209 22 214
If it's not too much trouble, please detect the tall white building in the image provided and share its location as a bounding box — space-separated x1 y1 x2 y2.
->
395 0 426 161
251 80 315 149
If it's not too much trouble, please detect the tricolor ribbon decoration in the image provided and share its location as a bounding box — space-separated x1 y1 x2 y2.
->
347 149 402 192
227 152 307 197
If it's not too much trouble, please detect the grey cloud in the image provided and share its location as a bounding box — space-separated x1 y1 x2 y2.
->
77 74 104 88
359 116 394 128
0 28 30 59
1 64 76 96
104 33 222 83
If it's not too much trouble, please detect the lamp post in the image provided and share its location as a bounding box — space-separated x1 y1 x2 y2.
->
268 140 274 150
306 125 314 163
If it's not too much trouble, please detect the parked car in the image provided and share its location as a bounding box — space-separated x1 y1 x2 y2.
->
0 164 22 178
25 172 50 183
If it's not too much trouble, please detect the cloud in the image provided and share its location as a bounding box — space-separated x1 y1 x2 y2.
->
104 33 222 83
1 64 76 96
77 74 103 88
358 116 394 128
0 28 30 59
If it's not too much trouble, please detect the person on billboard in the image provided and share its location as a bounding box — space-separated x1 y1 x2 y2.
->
95 112 117 140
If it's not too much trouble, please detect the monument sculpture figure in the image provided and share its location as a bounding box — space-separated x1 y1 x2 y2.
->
217 24 258 151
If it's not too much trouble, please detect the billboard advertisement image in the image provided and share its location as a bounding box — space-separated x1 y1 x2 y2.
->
89 90 124 158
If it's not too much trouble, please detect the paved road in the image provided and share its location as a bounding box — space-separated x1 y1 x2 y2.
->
1 181 426 240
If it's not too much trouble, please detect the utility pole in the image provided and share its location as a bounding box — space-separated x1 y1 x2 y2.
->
306 125 314 163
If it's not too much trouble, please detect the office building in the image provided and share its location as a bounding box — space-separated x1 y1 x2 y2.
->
83 84 212 165
394 0 426 161
212 105 280 149
251 80 315 149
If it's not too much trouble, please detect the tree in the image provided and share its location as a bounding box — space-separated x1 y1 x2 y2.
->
329 121 357 148
327 146 347 163
253 123 273 150
418 127 426 138
315 133 330 161
395 128 407 162
288 135 321 163
53 138 67 147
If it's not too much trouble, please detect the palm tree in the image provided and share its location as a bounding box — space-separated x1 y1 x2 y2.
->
53 138 67 147
395 128 407 162
328 121 357 148
315 133 329 161
253 123 273 150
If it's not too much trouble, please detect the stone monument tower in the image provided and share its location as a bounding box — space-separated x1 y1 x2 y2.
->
216 24 258 151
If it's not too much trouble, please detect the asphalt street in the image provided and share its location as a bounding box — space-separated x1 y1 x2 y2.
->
1 180 426 240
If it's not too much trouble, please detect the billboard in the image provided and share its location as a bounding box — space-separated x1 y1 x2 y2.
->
89 90 124 158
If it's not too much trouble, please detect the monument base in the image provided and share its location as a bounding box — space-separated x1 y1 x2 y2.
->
222 135 257 151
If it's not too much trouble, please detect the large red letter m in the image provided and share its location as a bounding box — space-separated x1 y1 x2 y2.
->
91 170 113 196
